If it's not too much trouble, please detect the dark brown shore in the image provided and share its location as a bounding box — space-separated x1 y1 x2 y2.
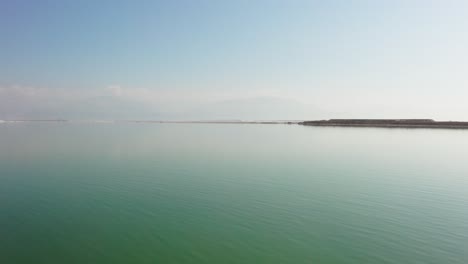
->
299 119 468 129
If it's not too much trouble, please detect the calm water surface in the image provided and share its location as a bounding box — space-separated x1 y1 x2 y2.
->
1 123 467 263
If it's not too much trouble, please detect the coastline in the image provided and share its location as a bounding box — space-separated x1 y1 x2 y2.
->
299 119 468 129
3 118 468 129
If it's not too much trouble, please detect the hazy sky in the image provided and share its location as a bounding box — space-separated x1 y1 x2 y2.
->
1 0 468 120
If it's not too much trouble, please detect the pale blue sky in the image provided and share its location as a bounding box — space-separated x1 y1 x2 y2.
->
1 0 468 120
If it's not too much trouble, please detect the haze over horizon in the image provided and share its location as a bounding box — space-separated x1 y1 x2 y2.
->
2 1 468 121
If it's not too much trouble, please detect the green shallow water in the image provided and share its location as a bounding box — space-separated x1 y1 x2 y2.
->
1 123 468 263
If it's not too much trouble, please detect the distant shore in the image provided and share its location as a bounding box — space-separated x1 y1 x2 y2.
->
127 120 300 125
0 119 300 125
299 119 468 129
3 119 468 129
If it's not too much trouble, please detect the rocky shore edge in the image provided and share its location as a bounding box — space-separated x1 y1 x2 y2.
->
299 119 468 129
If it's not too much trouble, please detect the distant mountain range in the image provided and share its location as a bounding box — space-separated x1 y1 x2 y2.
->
1 96 323 121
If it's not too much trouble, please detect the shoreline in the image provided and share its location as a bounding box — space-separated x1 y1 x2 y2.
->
3 118 468 129
0 120 300 125
299 119 468 129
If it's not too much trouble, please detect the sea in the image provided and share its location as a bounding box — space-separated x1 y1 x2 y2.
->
1 122 467 263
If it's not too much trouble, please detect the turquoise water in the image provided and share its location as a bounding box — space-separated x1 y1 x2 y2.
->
1 123 468 263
